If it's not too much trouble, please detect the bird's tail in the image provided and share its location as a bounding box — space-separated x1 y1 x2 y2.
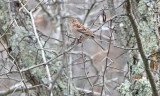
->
92 37 105 50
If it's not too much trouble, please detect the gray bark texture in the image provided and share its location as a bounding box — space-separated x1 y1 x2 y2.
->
107 0 116 16
0 1 68 96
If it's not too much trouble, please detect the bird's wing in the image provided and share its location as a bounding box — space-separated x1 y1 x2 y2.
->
74 23 94 36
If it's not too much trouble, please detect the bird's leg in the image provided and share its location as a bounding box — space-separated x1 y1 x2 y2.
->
78 35 84 43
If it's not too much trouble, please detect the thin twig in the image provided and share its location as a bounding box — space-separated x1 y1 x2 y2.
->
18 1 53 95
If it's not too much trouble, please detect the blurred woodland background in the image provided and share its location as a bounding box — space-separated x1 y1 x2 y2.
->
0 0 160 96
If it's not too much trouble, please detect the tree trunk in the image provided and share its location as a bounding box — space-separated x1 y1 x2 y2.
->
0 1 68 96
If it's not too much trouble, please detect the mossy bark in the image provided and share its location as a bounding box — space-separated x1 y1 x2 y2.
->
0 1 68 96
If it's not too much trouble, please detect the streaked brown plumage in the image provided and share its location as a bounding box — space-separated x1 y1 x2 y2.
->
69 18 105 50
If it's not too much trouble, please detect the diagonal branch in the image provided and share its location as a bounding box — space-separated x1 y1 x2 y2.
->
126 0 158 96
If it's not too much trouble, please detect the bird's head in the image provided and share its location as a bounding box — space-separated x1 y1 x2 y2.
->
70 18 78 24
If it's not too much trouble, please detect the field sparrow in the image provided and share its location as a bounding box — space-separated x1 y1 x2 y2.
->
69 18 105 50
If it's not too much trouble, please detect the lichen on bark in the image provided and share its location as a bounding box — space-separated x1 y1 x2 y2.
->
0 1 68 96
117 0 159 96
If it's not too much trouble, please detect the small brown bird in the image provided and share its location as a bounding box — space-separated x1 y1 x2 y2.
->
69 18 105 50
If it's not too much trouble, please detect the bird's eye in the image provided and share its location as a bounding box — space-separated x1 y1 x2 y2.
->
72 19 76 23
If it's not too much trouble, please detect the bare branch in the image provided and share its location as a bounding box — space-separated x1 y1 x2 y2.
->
126 0 158 96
